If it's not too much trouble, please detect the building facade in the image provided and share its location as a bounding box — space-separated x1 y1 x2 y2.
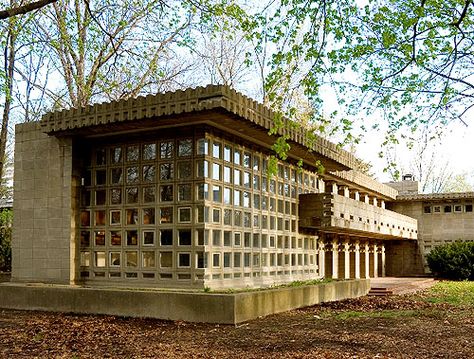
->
12 85 458 291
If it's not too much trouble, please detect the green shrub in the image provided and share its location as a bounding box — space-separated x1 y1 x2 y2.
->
426 241 474 280
0 209 12 272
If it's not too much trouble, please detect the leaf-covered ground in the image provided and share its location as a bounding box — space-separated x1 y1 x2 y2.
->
0 283 473 358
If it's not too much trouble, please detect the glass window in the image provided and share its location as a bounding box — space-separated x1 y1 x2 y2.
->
196 183 208 200
213 185 222 202
95 251 106 267
160 185 173 202
80 231 90 247
212 142 221 159
80 251 90 266
234 210 242 226
142 251 155 267
234 232 241 246
213 208 220 223
160 141 174 159
223 166 231 183
224 145 231 162
212 163 221 181
233 253 241 267
178 184 192 201
224 252 231 267
178 139 192 157
160 252 173 267
110 147 122 164
143 231 155 245
234 150 241 165
234 190 241 206
160 207 173 223
224 187 232 205
213 253 220 267
243 172 251 188
142 165 155 182
110 252 121 267
160 163 174 180
213 230 221 246
126 187 139 203
110 189 122 205
197 160 209 178
178 207 191 223
196 139 208 155
243 212 251 228
178 230 192 245
94 230 105 245
110 231 121 246
96 149 106 165
178 161 192 179
81 211 91 227
143 208 155 225
126 209 139 225
196 252 206 268
223 209 232 225
126 145 139 162
142 143 156 160
243 152 251 168
143 187 155 203
96 170 106 186
160 229 173 245
243 192 251 208
95 211 105 226
223 231 231 246
126 230 138 245
126 167 139 184
234 169 241 185
95 190 106 205
178 253 191 267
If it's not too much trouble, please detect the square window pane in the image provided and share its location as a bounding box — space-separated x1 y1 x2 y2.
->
143 208 155 224
95 230 105 246
143 143 156 160
111 168 123 185
95 251 106 267
110 189 122 205
126 145 139 162
143 231 155 245
126 230 138 245
126 251 138 267
197 139 208 155
126 209 139 225
178 230 192 245
160 185 173 202
224 209 232 225
178 207 191 223
160 252 173 267
212 163 221 181
96 149 106 166
80 251 90 266
110 147 122 164
224 145 231 162
179 253 191 267
143 165 155 182
160 141 174 159
110 252 121 267
126 187 139 204
160 163 174 180
110 231 121 245
213 185 222 202
160 207 173 223
178 184 192 201
80 231 90 247
96 190 106 205
96 170 106 185
178 161 192 179
161 229 173 245
178 139 192 157
142 251 156 267
143 187 156 203
80 211 90 226
212 142 221 159
95 211 105 226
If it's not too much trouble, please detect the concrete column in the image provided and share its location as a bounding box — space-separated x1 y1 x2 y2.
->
319 179 325 193
344 240 350 279
364 242 370 278
373 243 378 278
381 244 386 277
318 241 325 277
372 197 378 207
332 239 339 279
352 191 360 201
380 200 385 209
354 240 360 279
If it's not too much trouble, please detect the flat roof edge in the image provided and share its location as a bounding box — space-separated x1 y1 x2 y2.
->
39 85 358 170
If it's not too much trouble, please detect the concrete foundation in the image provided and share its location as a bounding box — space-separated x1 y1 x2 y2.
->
0 279 370 324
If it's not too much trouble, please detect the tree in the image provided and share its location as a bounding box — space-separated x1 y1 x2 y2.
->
0 0 57 20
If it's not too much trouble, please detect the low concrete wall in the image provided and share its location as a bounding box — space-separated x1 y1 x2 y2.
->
0 279 369 324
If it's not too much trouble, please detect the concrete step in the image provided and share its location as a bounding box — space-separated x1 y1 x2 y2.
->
368 287 393 296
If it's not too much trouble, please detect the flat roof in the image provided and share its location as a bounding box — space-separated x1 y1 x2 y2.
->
396 192 474 201
39 85 358 172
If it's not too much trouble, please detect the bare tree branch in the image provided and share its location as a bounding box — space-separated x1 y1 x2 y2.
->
0 0 57 20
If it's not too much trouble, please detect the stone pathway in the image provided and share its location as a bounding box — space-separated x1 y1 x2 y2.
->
370 277 437 295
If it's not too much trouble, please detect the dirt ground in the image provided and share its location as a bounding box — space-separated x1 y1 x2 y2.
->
0 293 473 359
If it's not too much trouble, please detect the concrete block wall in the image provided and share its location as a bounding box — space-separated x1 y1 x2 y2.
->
12 122 74 284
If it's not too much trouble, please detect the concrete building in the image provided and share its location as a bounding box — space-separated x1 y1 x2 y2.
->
10 85 466 291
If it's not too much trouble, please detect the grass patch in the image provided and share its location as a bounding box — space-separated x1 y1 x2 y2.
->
423 281 474 306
